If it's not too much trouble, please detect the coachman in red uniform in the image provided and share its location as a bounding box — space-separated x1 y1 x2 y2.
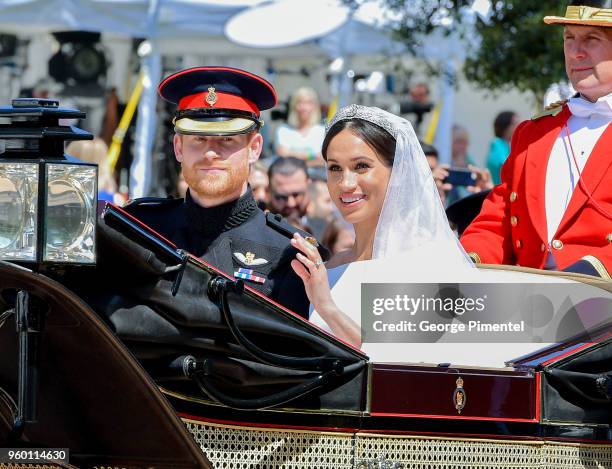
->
461 1 612 279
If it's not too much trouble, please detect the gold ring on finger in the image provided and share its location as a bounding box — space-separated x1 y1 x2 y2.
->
305 236 319 248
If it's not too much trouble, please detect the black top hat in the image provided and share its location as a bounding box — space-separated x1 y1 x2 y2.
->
544 1 612 27
158 66 277 136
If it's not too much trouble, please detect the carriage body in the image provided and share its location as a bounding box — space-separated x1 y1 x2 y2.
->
0 202 610 468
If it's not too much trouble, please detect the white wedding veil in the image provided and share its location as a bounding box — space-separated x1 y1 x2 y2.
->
326 105 473 266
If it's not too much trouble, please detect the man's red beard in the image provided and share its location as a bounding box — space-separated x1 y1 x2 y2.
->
183 160 249 202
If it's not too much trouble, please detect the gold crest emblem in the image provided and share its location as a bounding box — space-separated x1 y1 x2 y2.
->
233 251 268 266
205 87 218 106
453 377 466 414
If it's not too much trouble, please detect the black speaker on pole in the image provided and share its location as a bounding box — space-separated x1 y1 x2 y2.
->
48 31 107 86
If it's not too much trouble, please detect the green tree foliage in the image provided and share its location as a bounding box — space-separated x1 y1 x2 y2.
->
464 1 566 100
344 1 568 100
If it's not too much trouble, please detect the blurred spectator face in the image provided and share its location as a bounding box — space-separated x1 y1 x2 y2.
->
66 137 118 198
32 78 54 100
452 127 470 165
333 227 355 254
285 214 312 234
321 218 355 254
409 83 430 104
419 142 438 171
177 170 188 198
33 87 49 99
248 167 269 205
494 111 519 143
296 95 317 126
308 180 333 220
288 87 321 129
505 114 519 141
269 169 310 218
425 154 438 171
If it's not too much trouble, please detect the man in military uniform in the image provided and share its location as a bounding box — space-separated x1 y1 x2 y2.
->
124 67 324 317
461 1 612 278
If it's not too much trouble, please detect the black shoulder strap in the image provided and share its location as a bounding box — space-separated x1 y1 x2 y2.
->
265 212 330 261
124 196 184 209
121 197 186 234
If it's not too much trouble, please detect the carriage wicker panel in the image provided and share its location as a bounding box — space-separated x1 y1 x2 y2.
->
542 443 612 469
184 419 354 468
185 419 612 469
355 433 612 468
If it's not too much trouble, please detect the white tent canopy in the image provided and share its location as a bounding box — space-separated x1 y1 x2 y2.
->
0 0 259 38
0 0 406 196
0 0 402 56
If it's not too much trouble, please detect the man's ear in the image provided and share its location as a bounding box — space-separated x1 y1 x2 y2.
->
173 134 183 163
247 132 263 165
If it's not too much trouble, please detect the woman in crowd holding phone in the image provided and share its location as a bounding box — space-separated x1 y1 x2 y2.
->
432 125 494 206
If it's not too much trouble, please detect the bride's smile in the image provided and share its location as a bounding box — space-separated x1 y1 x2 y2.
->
339 193 366 205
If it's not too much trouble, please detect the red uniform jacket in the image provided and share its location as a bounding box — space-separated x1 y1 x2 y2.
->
460 105 612 278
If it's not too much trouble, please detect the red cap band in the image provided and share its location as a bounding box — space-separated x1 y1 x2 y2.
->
178 91 260 116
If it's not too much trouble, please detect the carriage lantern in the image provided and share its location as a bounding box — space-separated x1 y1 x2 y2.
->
0 98 96 266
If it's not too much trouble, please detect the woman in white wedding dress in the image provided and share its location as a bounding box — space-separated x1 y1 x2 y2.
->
289 105 473 350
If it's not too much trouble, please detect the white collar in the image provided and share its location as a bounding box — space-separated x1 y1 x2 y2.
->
567 92 612 119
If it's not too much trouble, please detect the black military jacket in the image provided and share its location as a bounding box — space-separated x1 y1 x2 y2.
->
122 189 316 318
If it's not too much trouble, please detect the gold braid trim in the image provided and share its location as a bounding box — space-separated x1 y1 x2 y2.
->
566 6 612 21
532 100 567 120
581 255 612 280
468 252 481 264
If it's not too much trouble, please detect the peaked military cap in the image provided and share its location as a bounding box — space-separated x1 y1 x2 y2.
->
544 1 612 27
158 66 277 136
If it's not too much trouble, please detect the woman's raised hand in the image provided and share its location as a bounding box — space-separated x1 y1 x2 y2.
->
290 232 362 348
290 232 335 313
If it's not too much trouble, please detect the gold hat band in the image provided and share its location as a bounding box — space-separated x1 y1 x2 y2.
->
174 116 262 136
566 6 612 21
544 6 612 26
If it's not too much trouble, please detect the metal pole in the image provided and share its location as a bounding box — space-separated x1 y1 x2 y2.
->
130 0 162 198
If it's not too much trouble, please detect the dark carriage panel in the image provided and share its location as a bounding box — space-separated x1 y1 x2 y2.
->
542 341 612 425
370 364 538 422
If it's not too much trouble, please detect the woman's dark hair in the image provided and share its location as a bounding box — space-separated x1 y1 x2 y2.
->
493 111 516 139
322 119 396 166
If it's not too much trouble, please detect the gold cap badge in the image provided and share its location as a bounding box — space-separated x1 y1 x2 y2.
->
205 87 218 107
